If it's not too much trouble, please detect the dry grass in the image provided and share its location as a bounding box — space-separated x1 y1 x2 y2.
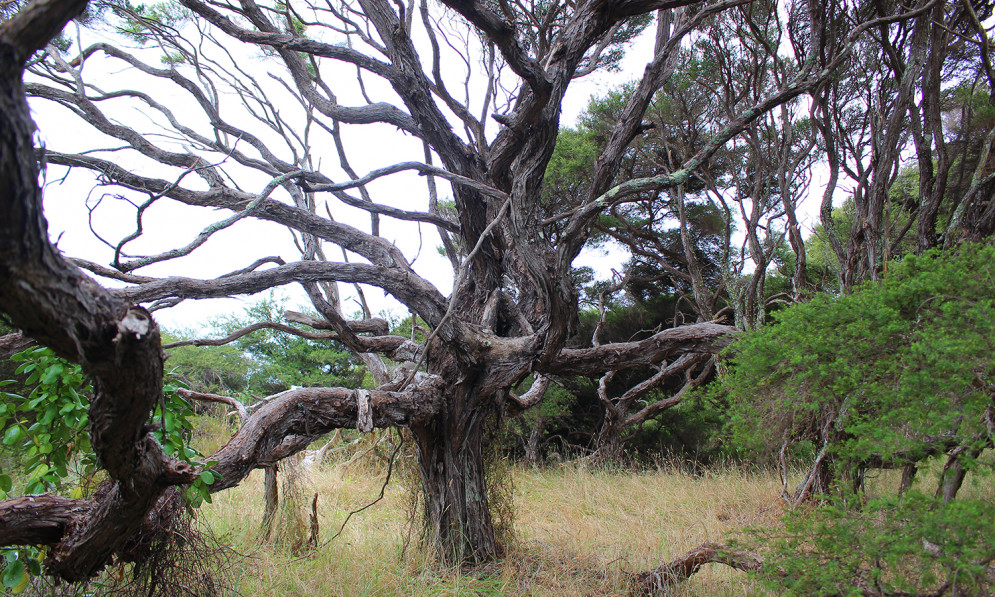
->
199 447 785 597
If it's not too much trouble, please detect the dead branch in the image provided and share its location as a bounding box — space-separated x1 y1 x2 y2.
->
163 321 340 349
0 331 34 358
176 388 248 421
634 542 764 596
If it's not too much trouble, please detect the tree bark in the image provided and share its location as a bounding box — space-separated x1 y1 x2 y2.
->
634 541 764 595
260 464 279 540
593 407 626 464
0 331 33 358
410 382 500 565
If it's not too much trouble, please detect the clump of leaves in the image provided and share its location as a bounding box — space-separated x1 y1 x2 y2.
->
116 1 192 45
744 492 995 596
0 346 93 497
710 243 995 595
0 346 216 590
717 243 995 482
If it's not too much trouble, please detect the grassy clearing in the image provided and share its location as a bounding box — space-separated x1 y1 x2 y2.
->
199 450 784 596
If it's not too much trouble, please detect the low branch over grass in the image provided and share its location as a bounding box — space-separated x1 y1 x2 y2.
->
634 542 764 595
0 376 445 548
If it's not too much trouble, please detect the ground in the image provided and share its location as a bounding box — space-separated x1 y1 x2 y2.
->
199 435 783 596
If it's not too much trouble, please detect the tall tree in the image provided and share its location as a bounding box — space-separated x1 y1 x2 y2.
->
807 0 994 287
0 0 940 581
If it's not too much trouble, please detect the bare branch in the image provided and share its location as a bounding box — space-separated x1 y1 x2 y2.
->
177 388 248 421
634 542 764 594
509 374 549 409
548 323 733 377
118 170 303 272
436 0 550 96
163 321 340 348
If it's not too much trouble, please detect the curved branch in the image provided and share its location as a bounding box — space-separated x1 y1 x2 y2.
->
178 0 421 134
117 260 447 329
163 321 341 348
118 170 302 272
177 388 247 421
304 160 507 200
547 323 734 377
623 356 714 428
1 1 197 579
44 152 433 277
162 318 415 361
634 542 764 594
179 0 395 78
0 377 445 549
0 0 86 62
509 374 550 409
209 378 444 490
436 0 550 96
283 310 388 335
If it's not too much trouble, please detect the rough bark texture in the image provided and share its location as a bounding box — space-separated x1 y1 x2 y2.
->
0 0 198 580
634 542 764 595
0 331 33 357
412 409 498 564
0 496 94 546
260 464 279 539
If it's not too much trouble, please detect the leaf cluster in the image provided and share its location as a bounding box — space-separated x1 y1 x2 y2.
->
718 243 995 465
747 493 995 595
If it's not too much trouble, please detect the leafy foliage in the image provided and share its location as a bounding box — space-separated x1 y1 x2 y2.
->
116 1 192 45
719 243 995 471
713 243 995 594
0 346 212 499
749 493 995 595
0 344 216 586
0 346 92 497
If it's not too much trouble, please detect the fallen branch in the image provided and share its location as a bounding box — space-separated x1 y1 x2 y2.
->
634 542 764 596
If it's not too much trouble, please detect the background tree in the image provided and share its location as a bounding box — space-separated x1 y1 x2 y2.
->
167 296 369 395
807 0 995 287
718 243 995 501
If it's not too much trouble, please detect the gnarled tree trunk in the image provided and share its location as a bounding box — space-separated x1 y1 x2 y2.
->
412 404 498 565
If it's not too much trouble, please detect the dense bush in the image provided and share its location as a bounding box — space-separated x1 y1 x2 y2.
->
718 243 995 496
712 243 995 594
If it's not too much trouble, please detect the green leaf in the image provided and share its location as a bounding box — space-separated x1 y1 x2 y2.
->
2 426 24 446
200 470 215 485
1 559 25 589
29 464 49 480
0 474 11 492
38 405 57 425
40 364 64 385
